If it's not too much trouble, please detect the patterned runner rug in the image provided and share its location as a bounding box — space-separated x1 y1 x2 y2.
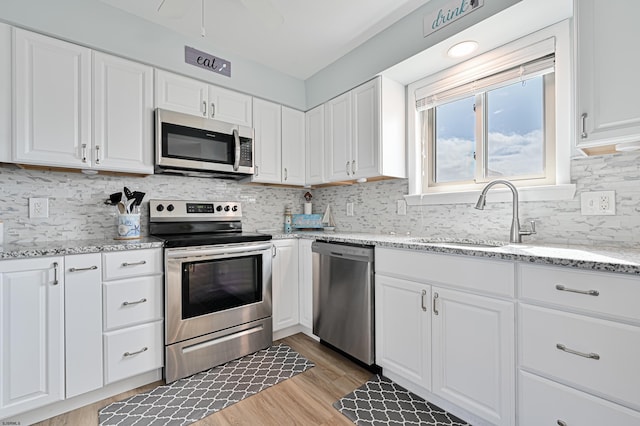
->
334 375 471 426
99 344 314 426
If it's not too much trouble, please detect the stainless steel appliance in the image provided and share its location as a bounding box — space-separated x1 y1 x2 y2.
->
155 108 254 179
312 241 375 366
149 199 272 382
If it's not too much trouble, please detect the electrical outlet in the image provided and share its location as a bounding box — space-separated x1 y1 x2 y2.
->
29 197 49 218
346 202 354 217
397 199 407 215
580 191 615 216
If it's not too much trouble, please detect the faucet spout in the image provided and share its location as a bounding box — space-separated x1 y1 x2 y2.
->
474 179 525 243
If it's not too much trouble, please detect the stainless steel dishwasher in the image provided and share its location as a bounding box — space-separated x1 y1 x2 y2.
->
312 241 375 366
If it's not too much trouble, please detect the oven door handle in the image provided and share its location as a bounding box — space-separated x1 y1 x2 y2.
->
232 128 240 171
165 242 273 259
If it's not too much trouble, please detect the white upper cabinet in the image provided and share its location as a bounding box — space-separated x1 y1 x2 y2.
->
252 98 282 183
325 76 405 182
155 69 252 126
281 106 305 185
93 52 153 173
13 28 153 173
0 23 11 163
13 28 91 168
575 0 640 152
305 104 325 185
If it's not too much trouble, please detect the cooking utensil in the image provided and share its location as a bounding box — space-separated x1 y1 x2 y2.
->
117 201 126 214
131 191 145 207
125 198 136 214
124 186 134 200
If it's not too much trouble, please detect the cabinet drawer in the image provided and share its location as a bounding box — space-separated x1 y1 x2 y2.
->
103 321 163 384
518 263 640 323
103 275 163 331
376 248 514 297
519 304 640 409
103 248 162 281
519 371 640 426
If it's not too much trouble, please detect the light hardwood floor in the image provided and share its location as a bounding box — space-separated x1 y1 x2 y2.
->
34 333 372 425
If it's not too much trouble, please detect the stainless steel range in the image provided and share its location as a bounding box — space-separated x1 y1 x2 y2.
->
149 199 273 383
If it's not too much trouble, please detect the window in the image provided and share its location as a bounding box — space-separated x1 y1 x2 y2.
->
419 54 556 192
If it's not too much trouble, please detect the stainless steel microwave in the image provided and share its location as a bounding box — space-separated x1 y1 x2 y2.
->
155 108 254 179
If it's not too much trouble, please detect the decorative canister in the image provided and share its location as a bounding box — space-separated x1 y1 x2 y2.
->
284 207 292 234
116 214 141 239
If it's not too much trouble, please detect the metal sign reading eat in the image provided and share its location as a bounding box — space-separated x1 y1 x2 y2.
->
423 0 484 37
185 46 231 77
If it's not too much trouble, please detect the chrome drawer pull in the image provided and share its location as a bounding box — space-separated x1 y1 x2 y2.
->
53 262 60 285
122 260 147 267
556 343 600 360
69 265 98 273
421 289 427 312
123 347 148 357
433 292 439 315
555 284 599 296
122 298 147 306
557 420 567 426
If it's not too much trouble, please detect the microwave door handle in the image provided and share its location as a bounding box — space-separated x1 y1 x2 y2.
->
232 128 240 171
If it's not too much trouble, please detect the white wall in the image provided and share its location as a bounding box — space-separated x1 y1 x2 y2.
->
0 0 306 110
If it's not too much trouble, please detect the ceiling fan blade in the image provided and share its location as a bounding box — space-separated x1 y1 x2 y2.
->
240 0 284 29
157 0 190 19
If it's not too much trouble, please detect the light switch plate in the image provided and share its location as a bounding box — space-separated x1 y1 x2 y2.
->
580 191 615 215
397 200 407 215
346 202 354 217
29 197 49 218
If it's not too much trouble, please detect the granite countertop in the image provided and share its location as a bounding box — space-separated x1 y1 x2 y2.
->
0 237 164 260
273 231 640 276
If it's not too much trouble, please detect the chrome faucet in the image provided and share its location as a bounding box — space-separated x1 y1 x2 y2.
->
474 179 536 243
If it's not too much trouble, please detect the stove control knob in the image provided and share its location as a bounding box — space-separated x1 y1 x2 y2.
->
167 204 175 212
232 205 238 212
216 205 223 212
156 204 164 212
224 205 230 212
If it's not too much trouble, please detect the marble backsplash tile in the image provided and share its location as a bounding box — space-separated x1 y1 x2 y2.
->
1 150 639 247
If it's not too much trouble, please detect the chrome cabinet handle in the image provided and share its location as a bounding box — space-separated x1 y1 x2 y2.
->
580 113 588 138
557 421 567 426
202 101 207 116
272 246 277 258
421 289 427 312
122 298 147 306
81 144 88 163
284 168 288 181
351 160 356 175
556 343 600 360
122 260 147 267
69 265 98 273
95 145 101 164
211 102 215 118
433 292 439 315
555 284 599 297
123 347 148 357
346 161 351 176
255 165 259 177
232 129 240 171
53 262 59 285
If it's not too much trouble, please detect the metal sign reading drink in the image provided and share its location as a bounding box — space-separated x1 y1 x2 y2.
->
185 46 231 77
423 0 484 37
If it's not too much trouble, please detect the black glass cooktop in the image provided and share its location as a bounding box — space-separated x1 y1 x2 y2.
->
158 231 272 248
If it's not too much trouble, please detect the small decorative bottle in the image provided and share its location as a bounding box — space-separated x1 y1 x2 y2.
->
284 207 292 234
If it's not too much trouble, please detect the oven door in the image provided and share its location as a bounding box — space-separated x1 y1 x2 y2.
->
165 241 272 345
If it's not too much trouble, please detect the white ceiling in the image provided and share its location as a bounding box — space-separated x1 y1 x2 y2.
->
100 0 432 80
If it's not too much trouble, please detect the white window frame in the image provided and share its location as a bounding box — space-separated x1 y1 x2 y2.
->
405 20 576 206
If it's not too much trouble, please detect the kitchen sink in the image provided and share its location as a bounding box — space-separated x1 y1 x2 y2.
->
407 237 508 248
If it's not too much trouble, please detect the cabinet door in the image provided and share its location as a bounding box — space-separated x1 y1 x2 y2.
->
305 105 325 185
0 23 10 163
297 239 313 329
64 253 102 398
281 106 305 185
432 287 515 426
0 257 64 418
208 85 252 126
576 0 640 148
13 28 91 168
93 52 154 174
352 78 380 179
155 69 208 117
375 274 431 389
272 240 299 331
325 92 352 181
252 98 282 183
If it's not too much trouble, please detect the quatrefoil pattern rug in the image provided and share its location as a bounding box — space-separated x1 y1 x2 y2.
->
334 375 471 426
99 344 314 426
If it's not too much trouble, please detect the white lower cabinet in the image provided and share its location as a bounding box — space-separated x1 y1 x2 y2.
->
297 239 313 330
64 253 103 398
272 239 299 332
0 257 64 419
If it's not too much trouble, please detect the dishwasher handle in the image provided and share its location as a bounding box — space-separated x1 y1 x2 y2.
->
312 241 374 263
